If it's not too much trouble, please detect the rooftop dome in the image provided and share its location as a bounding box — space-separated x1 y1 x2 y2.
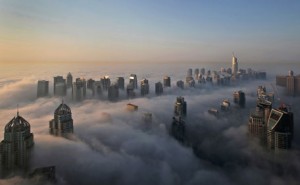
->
5 112 30 132
55 102 71 115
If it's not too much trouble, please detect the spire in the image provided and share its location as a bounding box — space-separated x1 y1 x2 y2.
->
232 52 235 58
62 98 64 105
17 104 19 116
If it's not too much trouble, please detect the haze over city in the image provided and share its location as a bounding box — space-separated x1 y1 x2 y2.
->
1 0 300 64
0 1 300 185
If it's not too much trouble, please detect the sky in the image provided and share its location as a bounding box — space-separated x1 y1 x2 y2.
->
0 0 300 64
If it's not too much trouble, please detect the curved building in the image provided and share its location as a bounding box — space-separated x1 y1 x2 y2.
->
49 101 74 137
0 112 34 171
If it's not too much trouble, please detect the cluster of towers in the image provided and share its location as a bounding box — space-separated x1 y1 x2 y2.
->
248 86 294 150
37 73 175 101
0 101 74 177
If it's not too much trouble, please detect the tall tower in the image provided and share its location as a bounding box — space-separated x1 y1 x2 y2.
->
267 106 293 150
72 78 86 101
129 74 138 89
54 76 67 96
232 53 238 77
163 76 171 87
0 111 34 172
66 73 73 89
49 101 74 137
37 80 49 98
108 83 119 101
174 96 187 117
140 79 149 96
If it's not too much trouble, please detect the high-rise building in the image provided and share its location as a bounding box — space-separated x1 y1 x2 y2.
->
232 53 238 77
233 90 245 108
108 84 119 101
72 78 86 101
37 80 49 98
54 76 66 96
267 106 293 150
101 76 111 91
129 74 138 89
163 76 171 87
87 79 95 90
126 83 135 98
66 73 73 89
187 68 193 77
49 101 74 137
93 81 102 98
276 71 300 96
174 96 187 117
155 82 163 95
140 79 149 96
194 68 200 80
171 116 185 142
176 80 184 89
117 77 125 90
200 68 205 75
0 111 34 172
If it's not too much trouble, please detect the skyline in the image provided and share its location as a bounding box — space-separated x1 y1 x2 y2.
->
1 0 300 64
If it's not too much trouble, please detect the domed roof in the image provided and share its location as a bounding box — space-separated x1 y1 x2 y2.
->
5 112 30 133
55 102 72 115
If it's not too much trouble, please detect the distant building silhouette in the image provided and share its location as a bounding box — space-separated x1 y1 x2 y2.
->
101 76 111 91
117 77 125 90
37 80 49 98
93 81 102 98
126 83 135 98
233 90 245 108
174 96 187 117
276 70 300 96
49 101 74 137
53 76 67 96
232 53 238 77
87 78 95 90
29 166 56 183
108 83 119 101
0 111 34 174
66 72 73 89
140 79 149 96
163 76 171 87
72 78 86 101
129 74 138 89
155 82 163 95
176 80 184 89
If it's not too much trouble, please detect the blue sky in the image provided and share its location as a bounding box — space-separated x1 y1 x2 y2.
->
0 0 300 63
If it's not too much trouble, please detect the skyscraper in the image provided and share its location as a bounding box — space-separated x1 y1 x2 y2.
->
187 68 193 77
232 53 238 77
54 76 67 96
176 80 184 89
267 106 294 150
174 96 187 117
108 83 119 101
117 77 125 90
233 90 245 108
194 68 200 80
101 76 111 91
171 116 185 142
66 72 73 89
129 74 138 89
49 101 74 137
72 78 86 101
126 83 135 98
163 76 171 87
37 80 49 98
155 82 163 95
87 79 95 90
140 79 149 96
0 111 34 172
93 81 102 98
